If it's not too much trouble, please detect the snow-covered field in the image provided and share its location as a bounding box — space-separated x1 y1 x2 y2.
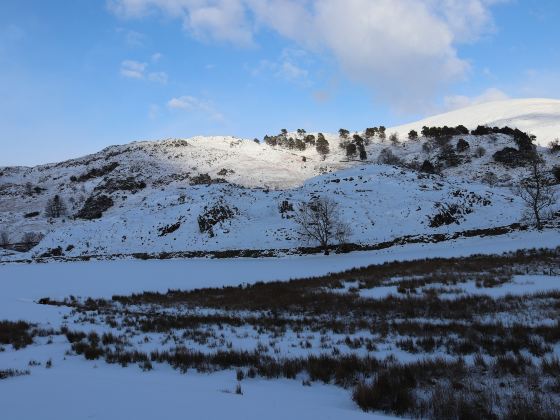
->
1 230 560 419
2 228 559 321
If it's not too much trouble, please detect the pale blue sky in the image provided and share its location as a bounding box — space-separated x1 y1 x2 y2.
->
1 0 559 166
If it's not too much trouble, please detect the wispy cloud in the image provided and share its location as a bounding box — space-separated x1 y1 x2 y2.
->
249 48 311 86
167 95 224 122
444 88 510 111
120 59 168 84
148 71 168 84
125 30 146 47
120 60 147 79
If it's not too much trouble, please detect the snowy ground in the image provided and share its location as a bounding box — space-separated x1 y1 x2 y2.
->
0 355 393 420
1 230 560 419
2 228 560 322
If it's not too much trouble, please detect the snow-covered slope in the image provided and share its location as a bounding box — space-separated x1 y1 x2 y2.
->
391 98 560 146
1 99 559 260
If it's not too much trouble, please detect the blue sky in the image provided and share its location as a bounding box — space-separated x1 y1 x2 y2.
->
1 0 559 166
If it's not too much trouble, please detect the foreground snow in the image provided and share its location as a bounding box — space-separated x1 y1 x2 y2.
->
0 354 394 420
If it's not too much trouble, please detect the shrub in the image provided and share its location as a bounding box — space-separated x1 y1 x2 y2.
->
473 146 486 158
553 166 560 183
0 320 34 350
377 148 402 165
352 369 415 415
493 147 528 167
94 177 146 193
74 162 119 182
420 160 436 174
429 203 464 227
0 369 30 380
198 201 237 237
76 195 114 219
456 138 470 152
408 130 418 140
437 144 461 167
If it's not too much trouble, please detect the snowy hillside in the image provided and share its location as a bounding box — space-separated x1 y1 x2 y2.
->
391 98 560 146
1 99 559 260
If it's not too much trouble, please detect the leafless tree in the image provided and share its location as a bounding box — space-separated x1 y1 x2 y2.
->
293 196 350 255
20 232 44 250
0 231 9 249
516 154 557 230
45 195 67 218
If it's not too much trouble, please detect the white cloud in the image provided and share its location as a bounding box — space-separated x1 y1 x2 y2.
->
148 71 168 84
444 87 509 110
120 59 168 83
109 0 507 110
126 30 146 46
109 0 254 47
249 48 310 85
120 60 147 79
167 95 224 121
151 52 163 62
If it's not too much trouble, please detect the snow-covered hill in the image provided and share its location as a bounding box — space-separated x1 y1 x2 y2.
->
391 98 560 146
1 99 559 260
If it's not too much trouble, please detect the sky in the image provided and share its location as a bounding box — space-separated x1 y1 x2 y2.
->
0 0 559 166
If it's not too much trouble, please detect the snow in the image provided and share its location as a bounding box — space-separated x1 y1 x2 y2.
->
3 161 549 260
0 349 393 420
351 274 560 300
0 220 558 420
1 98 559 260
445 274 560 298
1 228 559 322
1 98 559 419
390 98 560 146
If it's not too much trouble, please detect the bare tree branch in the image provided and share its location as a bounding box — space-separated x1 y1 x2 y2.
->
515 154 557 230
293 196 350 255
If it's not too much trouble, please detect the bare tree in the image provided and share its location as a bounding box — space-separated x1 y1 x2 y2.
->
0 231 9 249
516 154 557 230
293 196 350 255
20 232 44 250
45 195 67 218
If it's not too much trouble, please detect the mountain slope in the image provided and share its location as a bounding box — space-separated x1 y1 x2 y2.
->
1 98 559 260
391 98 560 146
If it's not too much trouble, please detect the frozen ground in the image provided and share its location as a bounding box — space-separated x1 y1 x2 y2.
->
0 355 393 420
2 228 560 322
1 230 560 419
